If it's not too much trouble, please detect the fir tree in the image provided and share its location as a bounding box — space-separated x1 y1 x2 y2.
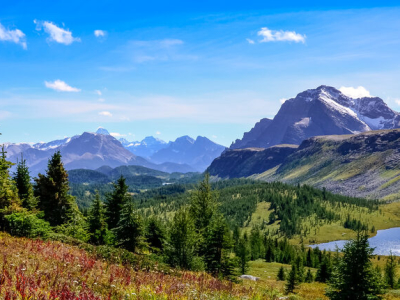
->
277 266 286 281
316 256 332 283
305 268 314 283
105 176 131 229
189 173 217 241
204 214 233 275
285 264 299 294
384 251 397 289
167 207 198 269
13 155 37 209
88 192 110 245
236 234 250 275
0 146 20 210
146 216 166 253
34 151 76 226
326 232 384 300
113 201 145 253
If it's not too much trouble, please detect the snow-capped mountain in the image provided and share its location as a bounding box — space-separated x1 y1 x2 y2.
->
119 136 168 158
231 85 400 149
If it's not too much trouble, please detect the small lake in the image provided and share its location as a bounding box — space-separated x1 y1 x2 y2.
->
310 227 400 256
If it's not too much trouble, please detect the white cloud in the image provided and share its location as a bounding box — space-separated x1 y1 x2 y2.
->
94 30 106 37
394 99 400 105
246 38 255 44
0 23 27 49
339 86 372 98
95 90 102 96
156 131 161 135
45 80 81 92
99 111 112 117
279 98 288 104
212 135 218 139
98 98 105 102
110 132 126 137
34 20 80 45
257 27 306 43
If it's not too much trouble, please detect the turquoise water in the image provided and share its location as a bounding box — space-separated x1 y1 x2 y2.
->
310 227 400 255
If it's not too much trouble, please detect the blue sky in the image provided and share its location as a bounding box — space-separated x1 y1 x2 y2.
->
1 1 400 146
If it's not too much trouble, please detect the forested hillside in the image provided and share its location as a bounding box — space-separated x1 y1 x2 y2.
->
1 147 400 299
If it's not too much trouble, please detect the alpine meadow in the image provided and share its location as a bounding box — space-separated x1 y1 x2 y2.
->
2 1 400 299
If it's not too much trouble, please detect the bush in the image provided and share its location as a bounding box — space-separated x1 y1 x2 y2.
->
4 211 52 238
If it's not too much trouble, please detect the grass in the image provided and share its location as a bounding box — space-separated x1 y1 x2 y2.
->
243 200 400 245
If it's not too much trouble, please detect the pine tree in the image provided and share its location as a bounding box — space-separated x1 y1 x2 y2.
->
316 256 331 283
189 173 217 239
113 201 145 253
105 176 131 229
0 146 20 210
34 151 76 226
285 264 299 294
167 207 198 269
305 268 314 283
384 251 397 289
236 234 250 275
326 232 384 300
88 192 110 245
204 214 233 275
146 216 166 253
13 156 37 209
277 266 286 281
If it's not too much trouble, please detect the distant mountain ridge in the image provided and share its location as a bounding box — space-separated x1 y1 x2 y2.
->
231 85 400 149
4 128 224 175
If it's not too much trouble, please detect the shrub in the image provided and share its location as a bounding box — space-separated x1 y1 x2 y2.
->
4 211 52 238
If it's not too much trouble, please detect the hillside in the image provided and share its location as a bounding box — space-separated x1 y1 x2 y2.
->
0 232 262 299
231 85 400 149
209 129 400 199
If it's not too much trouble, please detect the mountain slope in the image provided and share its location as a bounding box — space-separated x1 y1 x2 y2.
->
211 129 400 199
231 85 400 149
150 136 226 171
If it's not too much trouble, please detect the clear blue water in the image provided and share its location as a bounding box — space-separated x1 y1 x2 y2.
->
310 227 400 255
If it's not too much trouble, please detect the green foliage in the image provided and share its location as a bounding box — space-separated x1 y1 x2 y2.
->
315 256 332 283
285 264 299 294
105 176 131 229
13 156 37 209
384 251 397 289
145 216 166 253
88 192 111 245
326 232 384 300
34 151 77 226
305 268 314 283
236 233 250 275
113 201 146 253
204 213 233 275
4 211 52 238
166 207 198 270
189 173 217 239
277 266 286 281
0 146 20 209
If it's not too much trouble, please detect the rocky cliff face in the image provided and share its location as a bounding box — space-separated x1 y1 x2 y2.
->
211 129 400 199
231 86 400 149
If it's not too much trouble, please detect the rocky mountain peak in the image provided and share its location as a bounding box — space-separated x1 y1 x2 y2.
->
230 85 400 149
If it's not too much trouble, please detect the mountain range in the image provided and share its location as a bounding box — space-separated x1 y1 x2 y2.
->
4 128 225 176
208 85 400 199
210 129 400 200
231 85 400 149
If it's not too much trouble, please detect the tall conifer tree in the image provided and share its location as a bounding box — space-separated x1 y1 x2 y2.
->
34 151 76 226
